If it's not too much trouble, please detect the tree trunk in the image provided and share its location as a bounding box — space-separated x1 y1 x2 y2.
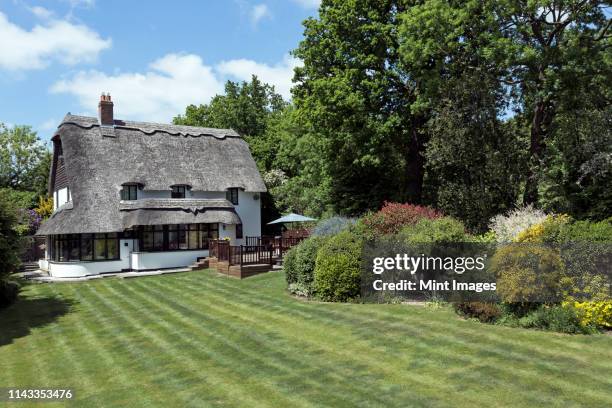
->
405 116 427 204
523 99 554 206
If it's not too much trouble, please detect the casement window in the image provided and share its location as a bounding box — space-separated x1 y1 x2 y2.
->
236 224 243 239
121 184 138 200
50 233 119 262
226 188 239 205
140 223 218 252
171 185 186 198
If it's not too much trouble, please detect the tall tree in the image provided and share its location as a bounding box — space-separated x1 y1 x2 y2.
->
0 124 50 195
401 0 610 206
173 75 286 139
493 1 610 205
293 0 426 215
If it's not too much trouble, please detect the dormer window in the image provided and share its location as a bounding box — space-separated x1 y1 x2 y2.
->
121 184 138 200
171 185 186 199
226 188 239 205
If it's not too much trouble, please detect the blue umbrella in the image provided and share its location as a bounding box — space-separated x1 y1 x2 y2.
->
267 213 317 225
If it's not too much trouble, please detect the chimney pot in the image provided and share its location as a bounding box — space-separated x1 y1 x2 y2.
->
98 92 114 126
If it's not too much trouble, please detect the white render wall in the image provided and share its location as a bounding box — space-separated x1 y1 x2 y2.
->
131 250 208 271
232 190 261 244
46 238 133 277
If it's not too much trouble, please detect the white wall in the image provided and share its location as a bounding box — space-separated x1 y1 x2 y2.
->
53 187 70 211
233 190 262 244
131 250 208 270
48 259 127 277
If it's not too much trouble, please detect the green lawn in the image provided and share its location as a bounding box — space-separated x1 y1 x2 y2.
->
1 270 611 408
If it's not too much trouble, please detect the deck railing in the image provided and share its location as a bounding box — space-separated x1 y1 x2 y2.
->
210 236 305 266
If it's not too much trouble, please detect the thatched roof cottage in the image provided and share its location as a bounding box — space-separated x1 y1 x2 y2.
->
37 94 265 277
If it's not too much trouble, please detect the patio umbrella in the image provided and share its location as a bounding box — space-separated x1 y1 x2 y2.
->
267 213 316 225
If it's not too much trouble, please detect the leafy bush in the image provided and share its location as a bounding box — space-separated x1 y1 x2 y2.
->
314 230 363 302
0 193 21 308
285 236 328 297
569 301 612 329
491 244 565 312
283 246 299 285
454 302 502 323
515 214 572 243
361 201 442 235
516 304 596 334
560 218 612 242
397 217 469 243
489 205 548 243
312 216 356 237
0 280 19 308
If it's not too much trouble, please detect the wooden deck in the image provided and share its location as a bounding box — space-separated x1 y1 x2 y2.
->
206 237 306 279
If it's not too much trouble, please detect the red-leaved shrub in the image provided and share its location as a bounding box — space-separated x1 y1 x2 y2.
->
362 202 442 235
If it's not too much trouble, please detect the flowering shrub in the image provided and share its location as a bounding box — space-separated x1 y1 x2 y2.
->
34 195 54 219
489 205 548 243
568 301 612 329
361 202 442 235
514 214 572 243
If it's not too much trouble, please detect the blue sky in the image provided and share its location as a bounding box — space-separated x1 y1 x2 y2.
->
0 0 319 141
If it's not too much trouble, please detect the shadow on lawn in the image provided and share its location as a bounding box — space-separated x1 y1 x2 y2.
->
0 293 75 347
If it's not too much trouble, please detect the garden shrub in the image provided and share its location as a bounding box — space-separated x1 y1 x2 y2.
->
516 304 596 334
397 217 469 244
514 214 572 243
289 236 328 297
490 244 565 314
314 229 363 302
283 246 299 285
361 201 442 235
489 205 547 243
569 301 612 329
285 236 329 297
453 302 502 323
312 216 356 237
560 218 612 242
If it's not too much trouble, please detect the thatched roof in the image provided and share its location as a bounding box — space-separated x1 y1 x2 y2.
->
37 114 264 235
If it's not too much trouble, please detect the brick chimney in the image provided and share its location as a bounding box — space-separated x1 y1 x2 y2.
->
98 93 114 126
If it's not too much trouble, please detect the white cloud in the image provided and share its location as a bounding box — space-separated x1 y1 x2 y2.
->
217 54 300 99
292 0 320 9
0 11 111 71
63 0 96 8
38 118 59 132
250 4 271 25
50 53 301 122
28 6 54 20
50 54 225 123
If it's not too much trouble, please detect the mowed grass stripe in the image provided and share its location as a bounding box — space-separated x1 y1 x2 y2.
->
172 273 612 406
96 280 305 408
197 272 612 366
79 282 248 408
124 277 405 408
162 276 580 406
193 272 612 373
113 278 353 408
42 284 106 407
2 272 611 408
73 282 216 408
58 283 160 408
137 276 519 407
